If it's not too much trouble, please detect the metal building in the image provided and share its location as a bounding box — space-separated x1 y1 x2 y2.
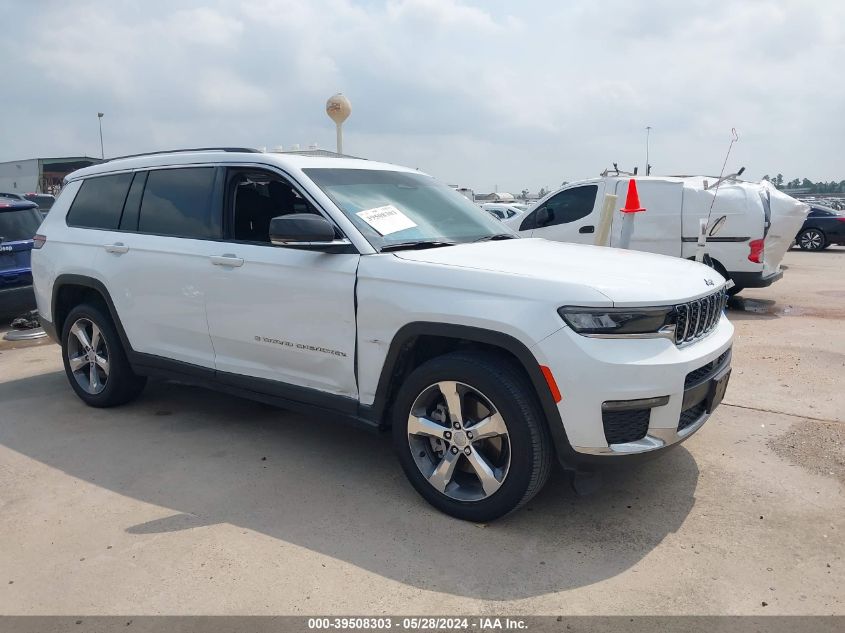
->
0 156 102 195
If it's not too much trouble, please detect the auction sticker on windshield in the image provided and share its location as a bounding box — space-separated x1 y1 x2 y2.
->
356 204 417 235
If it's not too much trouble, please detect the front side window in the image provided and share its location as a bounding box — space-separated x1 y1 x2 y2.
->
66 173 133 230
304 168 508 249
521 185 598 230
227 169 319 243
138 168 219 239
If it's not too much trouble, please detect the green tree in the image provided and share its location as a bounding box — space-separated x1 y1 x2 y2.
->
762 174 770 182
775 173 784 187
520 189 529 200
801 178 813 189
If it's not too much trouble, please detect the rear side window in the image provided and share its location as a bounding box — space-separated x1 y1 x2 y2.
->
67 173 133 229
138 168 219 239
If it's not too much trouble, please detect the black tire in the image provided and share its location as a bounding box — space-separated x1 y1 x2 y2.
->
392 351 552 522
798 228 826 251
61 303 146 407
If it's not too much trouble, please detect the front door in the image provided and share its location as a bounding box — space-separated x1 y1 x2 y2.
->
204 167 359 400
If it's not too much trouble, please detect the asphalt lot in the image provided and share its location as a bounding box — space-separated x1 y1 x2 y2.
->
0 248 842 615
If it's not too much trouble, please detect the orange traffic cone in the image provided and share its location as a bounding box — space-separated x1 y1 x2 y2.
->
621 179 646 213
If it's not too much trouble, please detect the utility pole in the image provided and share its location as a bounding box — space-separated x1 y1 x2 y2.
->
97 113 105 159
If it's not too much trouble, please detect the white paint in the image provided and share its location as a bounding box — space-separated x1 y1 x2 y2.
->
34 150 735 455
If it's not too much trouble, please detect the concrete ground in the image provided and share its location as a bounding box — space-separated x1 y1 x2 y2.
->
0 248 842 615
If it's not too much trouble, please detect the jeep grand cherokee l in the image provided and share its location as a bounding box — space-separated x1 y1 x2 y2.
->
32 148 733 521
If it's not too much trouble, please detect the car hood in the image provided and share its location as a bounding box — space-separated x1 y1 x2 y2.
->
393 238 724 305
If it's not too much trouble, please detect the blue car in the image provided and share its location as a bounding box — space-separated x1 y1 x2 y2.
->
0 197 42 314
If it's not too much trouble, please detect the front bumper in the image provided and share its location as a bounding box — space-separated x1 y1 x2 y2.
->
532 314 734 465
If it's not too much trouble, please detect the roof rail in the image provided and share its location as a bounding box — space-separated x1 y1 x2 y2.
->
104 147 259 162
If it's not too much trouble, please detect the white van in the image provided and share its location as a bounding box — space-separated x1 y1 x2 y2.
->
506 175 809 294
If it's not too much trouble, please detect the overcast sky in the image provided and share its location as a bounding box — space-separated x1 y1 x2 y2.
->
2 0 842 193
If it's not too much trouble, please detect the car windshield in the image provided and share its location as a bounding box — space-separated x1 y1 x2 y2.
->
0 207 42 242
304 168 512 250
27 195 54 210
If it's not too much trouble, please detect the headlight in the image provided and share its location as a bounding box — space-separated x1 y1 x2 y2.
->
558 306 675 337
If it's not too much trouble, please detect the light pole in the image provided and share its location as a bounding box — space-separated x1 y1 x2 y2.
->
325 93 351 155
97 113 105 159
645 125 651 175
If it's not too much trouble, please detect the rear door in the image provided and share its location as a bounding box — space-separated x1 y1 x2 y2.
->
611 179 682 257
519 183 604 243
89 167 223 368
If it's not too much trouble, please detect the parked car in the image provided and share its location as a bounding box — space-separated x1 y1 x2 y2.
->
0 192 56 218
0 197 41 314
481 202 524 222
794 205 845 250
506 176 809 296
33 148 734 522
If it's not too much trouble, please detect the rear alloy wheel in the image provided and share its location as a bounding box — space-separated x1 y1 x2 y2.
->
798 228 825 251
66 318 110 395
393 352 551 522
61 303 146 407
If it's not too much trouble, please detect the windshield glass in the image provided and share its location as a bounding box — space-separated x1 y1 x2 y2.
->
0 208 42 242
27 195 55 210
304 168 512 250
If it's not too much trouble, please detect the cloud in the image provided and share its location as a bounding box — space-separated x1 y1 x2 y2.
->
1 0 842 192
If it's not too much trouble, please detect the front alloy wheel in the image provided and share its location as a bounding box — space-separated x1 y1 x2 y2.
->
66 317 110 394
392 352 552 522
407 381 511 501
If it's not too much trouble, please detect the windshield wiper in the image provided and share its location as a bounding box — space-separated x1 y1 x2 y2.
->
380 240 458 252
473 233 517 242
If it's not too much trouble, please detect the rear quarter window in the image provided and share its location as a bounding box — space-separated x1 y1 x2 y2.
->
137 168 219 239
66 173 133 230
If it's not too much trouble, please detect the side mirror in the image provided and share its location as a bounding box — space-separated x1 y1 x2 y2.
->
269 214 350 250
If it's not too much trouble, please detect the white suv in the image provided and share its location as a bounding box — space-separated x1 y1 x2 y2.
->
32 148 734 521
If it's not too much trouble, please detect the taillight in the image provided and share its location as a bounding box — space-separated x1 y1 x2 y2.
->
33 234 47 249
748 238 764 263
837 217 845 222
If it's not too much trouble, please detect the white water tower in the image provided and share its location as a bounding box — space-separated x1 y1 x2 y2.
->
326 93 351 155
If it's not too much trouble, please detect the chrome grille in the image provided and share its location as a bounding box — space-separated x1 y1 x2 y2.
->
674 289 727 345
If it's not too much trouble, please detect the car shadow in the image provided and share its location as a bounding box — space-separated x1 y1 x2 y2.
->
0 371 700 601
726 296 780 321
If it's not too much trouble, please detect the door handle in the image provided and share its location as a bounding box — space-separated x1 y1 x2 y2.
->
210 254 244 268
579 225 595 234
104 242 129 254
